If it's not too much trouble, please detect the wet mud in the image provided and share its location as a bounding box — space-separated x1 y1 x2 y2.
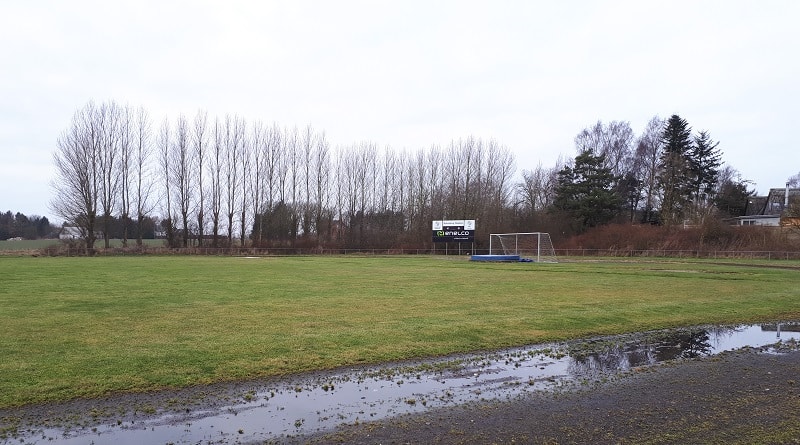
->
2 323 799 444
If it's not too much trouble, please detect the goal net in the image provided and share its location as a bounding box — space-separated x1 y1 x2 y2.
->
489 232 558 263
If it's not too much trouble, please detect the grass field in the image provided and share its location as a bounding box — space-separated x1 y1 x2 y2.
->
1 255 799 408
0 239 59 251
0 239 164 251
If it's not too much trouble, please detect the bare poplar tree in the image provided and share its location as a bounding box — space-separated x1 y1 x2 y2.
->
312 131 331 241
97 102 121 248
276 126 292 205
210 117 224 247
444 140 466 217
333 147 346 241
118 105 133 247
484 140 515 230
249 121 266 246
158 118 175 247
426 145 444 224
133 107 153 247
224 114 242 244
172 115 193 247
396 149 412 228
635 116 665 223
51 101 101 253
407 149 427 235
300 124 315 238
288 126 300 212
379 147 396 213
238 119 251 246
338 144 363 242
193 110 208 246
264 123 282 211
286 126 300 242
358 143 377 236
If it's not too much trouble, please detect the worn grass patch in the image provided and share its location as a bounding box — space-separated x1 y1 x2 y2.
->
1 255 799 407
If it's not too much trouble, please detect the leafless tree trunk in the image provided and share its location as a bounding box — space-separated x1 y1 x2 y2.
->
484 140 515 231
265 123 281 212
172 115 193 247
287 126 299 242
225 115 243 244
444 140 466 218
159 118 175 247
313 131 331 242
425 146 444 234
118 105 133 248
518 162 548 213
334 149 346 241
407 149 426 237
300 124 315 238
193 110 208 247
377 148 390 213
210 117 224 247
357 143 376 242
574 120 634 179
98 102 121 248
51 101 102 254
256 123 282 244
634 116 665 224
133 107 153 247
249 121 266 246
239 121 251 247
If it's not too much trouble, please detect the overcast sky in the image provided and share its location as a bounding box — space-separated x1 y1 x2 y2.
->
2 0 798 219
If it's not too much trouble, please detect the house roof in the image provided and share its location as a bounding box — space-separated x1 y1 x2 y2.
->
746 188 800 216
59 226 83 237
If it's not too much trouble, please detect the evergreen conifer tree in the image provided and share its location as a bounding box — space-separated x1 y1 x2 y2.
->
658 115 693 226
553 150 621 231
689 130 722 221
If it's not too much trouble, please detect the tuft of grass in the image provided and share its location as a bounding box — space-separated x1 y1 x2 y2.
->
0 255 799 408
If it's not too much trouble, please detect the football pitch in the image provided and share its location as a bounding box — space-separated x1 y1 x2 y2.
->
1 255 799 408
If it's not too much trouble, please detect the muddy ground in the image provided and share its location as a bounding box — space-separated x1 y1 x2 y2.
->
299 348 800 445
3 342 800 444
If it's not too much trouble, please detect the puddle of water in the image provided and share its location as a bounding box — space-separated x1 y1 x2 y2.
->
10 323 800 444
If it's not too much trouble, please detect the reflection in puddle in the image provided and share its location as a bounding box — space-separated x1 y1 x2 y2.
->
14 323 800 444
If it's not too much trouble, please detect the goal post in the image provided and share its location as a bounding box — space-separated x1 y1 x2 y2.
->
489 232 558 263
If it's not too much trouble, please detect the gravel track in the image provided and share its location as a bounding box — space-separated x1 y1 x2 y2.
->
298 349 800 444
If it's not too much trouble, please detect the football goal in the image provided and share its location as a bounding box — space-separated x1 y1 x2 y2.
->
489 232 558 263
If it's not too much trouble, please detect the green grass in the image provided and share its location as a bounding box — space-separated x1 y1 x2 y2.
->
0 238 164 251
0 239 59 250
1 255 799 408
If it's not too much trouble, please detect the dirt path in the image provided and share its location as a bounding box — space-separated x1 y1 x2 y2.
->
2 333 799 444
299 348 800 444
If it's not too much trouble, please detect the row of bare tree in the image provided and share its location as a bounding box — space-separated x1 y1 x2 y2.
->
51 101 518 251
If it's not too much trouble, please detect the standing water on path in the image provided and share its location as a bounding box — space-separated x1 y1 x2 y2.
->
5 322 800 445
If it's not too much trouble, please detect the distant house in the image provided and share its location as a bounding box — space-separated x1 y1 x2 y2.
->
734 186 800 227
59 226 83 240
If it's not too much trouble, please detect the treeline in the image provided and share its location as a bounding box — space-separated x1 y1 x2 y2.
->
541 115 754 234
51 101 763 253
0 211 56 240
51 101 517 252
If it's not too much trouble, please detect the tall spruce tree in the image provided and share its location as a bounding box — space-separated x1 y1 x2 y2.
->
657 115 693 226
689 130 722 221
